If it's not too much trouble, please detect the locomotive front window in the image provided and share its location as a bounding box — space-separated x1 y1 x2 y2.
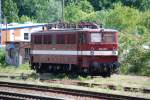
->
91 33 102 43
103 33 115 43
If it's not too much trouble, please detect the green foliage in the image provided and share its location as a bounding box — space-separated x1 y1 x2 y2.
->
19 15 33 23
88 0 120 11
104 3 141 33
2 0 19 22
0 63 32 74
141 10 150 29
122 0 150 11
78 0 94 13
0 49 6 66
120 46 150 76
65 3 84 22
65 0 97 23
34 0 62 22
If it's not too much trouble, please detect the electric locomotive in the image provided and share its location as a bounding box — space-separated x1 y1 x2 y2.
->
30 22 119 77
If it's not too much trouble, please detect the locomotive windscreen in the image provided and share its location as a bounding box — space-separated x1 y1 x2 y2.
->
103 33 115 43
91 33 102 43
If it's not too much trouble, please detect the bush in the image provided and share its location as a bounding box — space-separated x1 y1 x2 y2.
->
120 45 150 76
0 49 6 66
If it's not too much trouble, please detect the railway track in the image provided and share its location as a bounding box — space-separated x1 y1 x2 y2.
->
0 91 63 100
77 82 150 93
0 81 149 100
0 73 150 94
42 79 150 94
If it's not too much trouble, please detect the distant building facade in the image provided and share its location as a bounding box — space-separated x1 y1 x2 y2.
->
0 23 45 47
5 41 30 66
2 23 45 66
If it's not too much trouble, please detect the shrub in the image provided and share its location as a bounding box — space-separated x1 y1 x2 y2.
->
0 49 6 66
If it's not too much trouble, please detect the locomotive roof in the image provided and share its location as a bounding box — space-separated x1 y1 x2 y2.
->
31 28 118 35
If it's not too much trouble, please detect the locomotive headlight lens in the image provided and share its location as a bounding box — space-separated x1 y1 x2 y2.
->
112 51 118 55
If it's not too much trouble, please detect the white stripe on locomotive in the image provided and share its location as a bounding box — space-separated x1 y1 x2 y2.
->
31 50 118 56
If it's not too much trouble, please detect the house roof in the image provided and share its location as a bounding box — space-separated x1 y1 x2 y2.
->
0 23 45 30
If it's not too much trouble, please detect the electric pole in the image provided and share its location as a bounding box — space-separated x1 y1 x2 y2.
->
0 0 1 23
62 0 64 22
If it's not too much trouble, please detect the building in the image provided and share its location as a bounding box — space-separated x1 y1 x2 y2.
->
2 23 45 66
5 41 30 66
0 23 45 47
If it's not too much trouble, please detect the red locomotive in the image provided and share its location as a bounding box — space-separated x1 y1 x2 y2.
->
30 22 119 77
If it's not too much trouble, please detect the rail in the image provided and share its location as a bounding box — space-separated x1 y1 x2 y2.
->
0 91 64 100
0 81 149 100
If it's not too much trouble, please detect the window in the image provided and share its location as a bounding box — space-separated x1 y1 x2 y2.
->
34 35 42 44
67 34 76 44
24 33 29 40
25 48 30 58
43 35 52 44
103 33 114 43
91 33 102 42
56 34 65 44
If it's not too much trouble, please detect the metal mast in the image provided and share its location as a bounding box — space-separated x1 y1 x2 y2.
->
0 0 1 23
62 0 64 22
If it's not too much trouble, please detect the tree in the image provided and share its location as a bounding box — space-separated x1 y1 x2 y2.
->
78 0 94 13
13 0 62 23
65 3 85 22
65 0 97 23
2 0 19 22
87 0 121 11
34 0 62 22
103 3 141 34
122 0 150 11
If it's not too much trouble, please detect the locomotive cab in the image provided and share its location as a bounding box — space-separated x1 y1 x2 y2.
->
78 29 119 77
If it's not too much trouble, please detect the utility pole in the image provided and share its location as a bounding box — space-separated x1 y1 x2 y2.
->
4 16 7 43
0 0 1 23
62 0 64 22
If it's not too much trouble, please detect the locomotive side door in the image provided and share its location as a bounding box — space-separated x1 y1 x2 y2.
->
78 32 86 55
77 32 84 66
77 32 89 68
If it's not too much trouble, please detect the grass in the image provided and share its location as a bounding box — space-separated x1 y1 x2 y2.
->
0 63 33 74
0 64 150 90
82 74 150 89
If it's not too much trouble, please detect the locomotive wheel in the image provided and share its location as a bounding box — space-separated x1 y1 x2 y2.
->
102 67 111 77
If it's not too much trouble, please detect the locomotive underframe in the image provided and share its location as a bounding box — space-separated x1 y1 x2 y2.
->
30 55 119 77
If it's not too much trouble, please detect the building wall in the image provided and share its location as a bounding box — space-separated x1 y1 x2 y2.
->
5 42 30 66
3 23 44 66
5 43 19 66
1 24 44 46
